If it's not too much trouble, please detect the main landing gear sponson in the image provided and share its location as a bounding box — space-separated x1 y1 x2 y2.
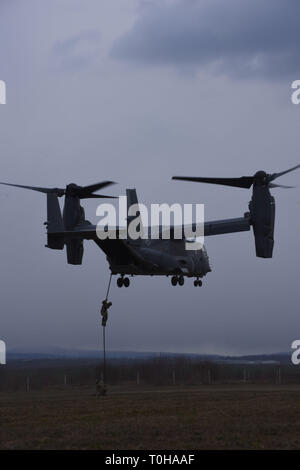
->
117 276 130 288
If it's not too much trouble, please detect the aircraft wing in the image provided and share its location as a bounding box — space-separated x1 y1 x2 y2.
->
157 215 251 239
49 215 251 243
49 223 127 240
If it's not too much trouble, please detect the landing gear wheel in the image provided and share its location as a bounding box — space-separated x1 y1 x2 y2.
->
171 276 178 286
194 280 198 287
198 280 203 287
194 279 203 287
178 276 184 286
123 277 130 288
117 277 123 288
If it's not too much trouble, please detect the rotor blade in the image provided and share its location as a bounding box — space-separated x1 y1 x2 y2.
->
78 181 116 197
268 183 296 189
81 194 117 199
269 164 300 182
172 176 254 189
0 182 65 196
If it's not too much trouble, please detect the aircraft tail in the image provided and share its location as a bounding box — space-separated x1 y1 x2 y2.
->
126 188 144 238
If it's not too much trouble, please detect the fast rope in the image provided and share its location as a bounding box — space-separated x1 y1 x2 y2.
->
100 273 113 390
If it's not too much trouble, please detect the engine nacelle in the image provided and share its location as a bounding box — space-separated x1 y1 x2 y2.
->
249 186 275 258
63 188 86 264
66 239 84 265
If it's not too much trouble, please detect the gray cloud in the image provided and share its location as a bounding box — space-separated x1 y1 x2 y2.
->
111 0 300 78
53 30 102 70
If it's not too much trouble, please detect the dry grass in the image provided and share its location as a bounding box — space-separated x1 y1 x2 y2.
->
1 384 300 450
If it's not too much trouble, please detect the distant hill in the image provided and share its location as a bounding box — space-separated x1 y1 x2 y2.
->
6 347 291 364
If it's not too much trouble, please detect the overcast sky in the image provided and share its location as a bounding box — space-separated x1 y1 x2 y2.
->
1 0 300 355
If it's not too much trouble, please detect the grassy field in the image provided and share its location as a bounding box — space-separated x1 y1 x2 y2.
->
1 384 300 450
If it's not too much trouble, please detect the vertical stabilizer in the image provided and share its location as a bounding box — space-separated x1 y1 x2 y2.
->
46 194 64 249
126 188 144 238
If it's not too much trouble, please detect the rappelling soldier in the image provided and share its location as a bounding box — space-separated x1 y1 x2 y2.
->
96 378 106 397
101 299 112 327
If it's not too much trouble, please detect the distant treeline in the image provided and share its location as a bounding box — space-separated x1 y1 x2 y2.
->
0 356 299 391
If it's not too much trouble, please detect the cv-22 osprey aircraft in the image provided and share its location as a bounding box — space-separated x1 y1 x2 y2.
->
0 164 299 288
